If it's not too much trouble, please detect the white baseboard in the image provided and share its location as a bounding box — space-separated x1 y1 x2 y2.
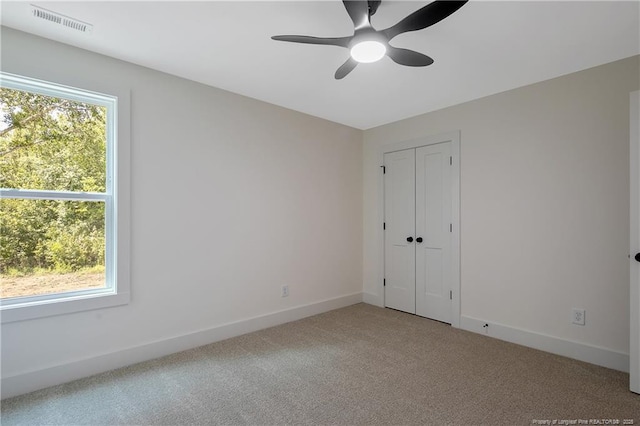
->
1 292 363 399
460 315 629 373
362 291 383 307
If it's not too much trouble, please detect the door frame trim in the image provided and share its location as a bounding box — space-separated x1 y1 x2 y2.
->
630 90 639 393
377 131 461 328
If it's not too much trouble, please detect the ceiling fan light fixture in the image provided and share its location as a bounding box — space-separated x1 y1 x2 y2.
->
350 40 386 63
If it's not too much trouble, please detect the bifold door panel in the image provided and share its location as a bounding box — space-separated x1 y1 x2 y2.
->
415 143 452 323
383 149 416 314
384 142 452 323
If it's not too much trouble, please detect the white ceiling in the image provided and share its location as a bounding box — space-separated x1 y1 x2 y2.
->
1 1 639 129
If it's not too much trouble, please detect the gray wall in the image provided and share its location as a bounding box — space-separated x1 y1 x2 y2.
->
0 27 363 395
363 55 640 361
2 24 639 397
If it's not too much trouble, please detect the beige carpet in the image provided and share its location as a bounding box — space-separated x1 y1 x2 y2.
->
1 303 638 425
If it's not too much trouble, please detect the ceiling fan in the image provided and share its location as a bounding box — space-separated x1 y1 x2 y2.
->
272 0 468 79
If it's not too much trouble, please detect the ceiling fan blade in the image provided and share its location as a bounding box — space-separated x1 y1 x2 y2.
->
335 57 358 79
383 1 468 40
368 0 381 16
271 35 351 48
342 0 371 31
386 46 434 67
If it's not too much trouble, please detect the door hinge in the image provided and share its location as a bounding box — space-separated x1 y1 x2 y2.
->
383 222 386 230
450 223 452 233
450 156 452 165
383 279 386 287
381 165 386 174
450 290 452 300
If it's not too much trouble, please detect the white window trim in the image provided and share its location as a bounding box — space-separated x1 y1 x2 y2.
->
0 72 130 323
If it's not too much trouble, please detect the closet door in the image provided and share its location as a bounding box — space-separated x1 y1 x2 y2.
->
384 149 416 314
415 142 452 323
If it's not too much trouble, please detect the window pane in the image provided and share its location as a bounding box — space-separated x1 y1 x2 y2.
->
0 198 106 299
0 87 107 192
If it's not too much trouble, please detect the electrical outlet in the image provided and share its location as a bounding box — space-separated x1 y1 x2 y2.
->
572 308 585 325
281 285 289 298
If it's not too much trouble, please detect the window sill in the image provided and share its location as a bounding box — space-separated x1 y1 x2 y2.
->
1 291 130 323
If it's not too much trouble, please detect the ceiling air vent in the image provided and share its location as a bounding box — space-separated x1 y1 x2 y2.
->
31 5 93 33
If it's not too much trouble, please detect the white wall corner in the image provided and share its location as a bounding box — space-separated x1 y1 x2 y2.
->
460 316 629 373
362 291 383 307
1 292 363 400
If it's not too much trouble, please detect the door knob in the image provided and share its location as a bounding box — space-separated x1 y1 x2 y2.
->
635 253 640 263
406 237 414 243
416 237 423 243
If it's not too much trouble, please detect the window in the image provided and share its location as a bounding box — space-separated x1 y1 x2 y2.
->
0 73 130 322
